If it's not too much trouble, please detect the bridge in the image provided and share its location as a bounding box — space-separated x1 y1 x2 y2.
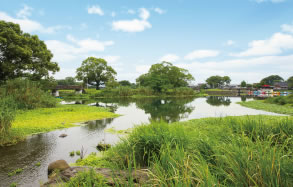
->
51 85 84 97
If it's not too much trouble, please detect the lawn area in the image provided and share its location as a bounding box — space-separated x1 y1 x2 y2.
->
0 105 118 146
72 115 293 186
238 100 293 115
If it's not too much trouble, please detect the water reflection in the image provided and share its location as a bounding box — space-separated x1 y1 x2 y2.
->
206 96 231 106
0 96 285 186
135 97 195 123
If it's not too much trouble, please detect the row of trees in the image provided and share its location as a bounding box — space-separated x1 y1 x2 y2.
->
1 20 292 91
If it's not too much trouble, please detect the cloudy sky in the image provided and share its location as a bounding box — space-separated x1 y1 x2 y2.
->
1 0 293 84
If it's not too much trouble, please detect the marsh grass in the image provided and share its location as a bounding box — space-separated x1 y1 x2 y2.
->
239 100 293 115
78 115 293 186
0 105 118 146
66 169 108 187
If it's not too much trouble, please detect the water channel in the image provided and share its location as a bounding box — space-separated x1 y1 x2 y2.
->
0 96 285 187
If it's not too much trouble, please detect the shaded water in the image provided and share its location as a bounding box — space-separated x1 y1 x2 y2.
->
0 96 284 186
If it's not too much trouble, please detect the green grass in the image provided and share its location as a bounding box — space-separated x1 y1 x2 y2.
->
0 105 118 146
77 115 293 186
239 100 293 115
8 168 23 177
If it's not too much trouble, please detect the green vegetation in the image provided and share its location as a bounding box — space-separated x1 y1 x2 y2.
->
0 20 59 83
260 75 284 86
69 151 75 157
288 76 293 89
76 150 81 156
76 57 117 90
66 169 108 187
265 94 293 106
0 105 118 146
206 75 231 88
239 97 293 116
136 62 194 92
60 87 200 99
35 162 41 167
8 168 23 177
9 182 17 187
77 115 293 186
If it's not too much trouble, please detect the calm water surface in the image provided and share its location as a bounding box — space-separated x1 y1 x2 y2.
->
0 96 284 187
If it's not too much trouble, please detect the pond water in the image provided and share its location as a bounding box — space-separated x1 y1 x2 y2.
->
0 96 284 187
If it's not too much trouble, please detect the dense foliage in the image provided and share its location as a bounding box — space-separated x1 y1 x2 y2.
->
0 21 59 83
206 75 231 88
57 77 80 86
0 97 16 134
288 76 293 89
241 80 247 87
136 62 194 92
76 57 117 90
260 75 284 86
79 116 293 186
265 95 293 106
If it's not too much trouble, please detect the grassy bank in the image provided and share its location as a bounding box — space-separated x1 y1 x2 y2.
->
59 87 204 99
71 115 293 186
0 105 118 146
239 100 293 115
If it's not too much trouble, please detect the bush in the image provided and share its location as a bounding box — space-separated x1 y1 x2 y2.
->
4 79 57 110
66 169 108 187
0 96 16 134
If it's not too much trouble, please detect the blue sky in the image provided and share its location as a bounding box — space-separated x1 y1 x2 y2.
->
1 0 293 84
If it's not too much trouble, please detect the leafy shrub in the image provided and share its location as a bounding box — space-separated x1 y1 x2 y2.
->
66 169 108 187
4 79 57 110
0 96 16 134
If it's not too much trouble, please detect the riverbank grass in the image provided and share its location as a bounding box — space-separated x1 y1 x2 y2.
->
75 115 293 186
0 105 118 146
239 100 293 115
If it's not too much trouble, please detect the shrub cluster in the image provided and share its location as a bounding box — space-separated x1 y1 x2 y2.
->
265 95 293 106
0 79 58 134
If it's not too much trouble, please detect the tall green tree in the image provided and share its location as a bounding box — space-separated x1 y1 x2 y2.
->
0 21 59 83
260 75 284 85
241 80 247 87
206 75 231 88
288 76 293 89
136 61 194 92
57 77 78 86
76 57 117 90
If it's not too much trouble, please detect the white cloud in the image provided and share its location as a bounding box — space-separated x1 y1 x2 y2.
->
17 5 33 18
103 56 121 64
112 8 151 32
224 40 236 46
46 35 114 65
139 8 150 20
136 65 150 74
177 55 293 83
281 23 293 33
184 50 220 60
254 0 286 3
159 54 179 62
153 8 166 14
112 19 151 32
87 5 104 16
232 32 293 57
0 11 70 34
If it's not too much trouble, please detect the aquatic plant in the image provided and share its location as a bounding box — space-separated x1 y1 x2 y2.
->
8 168 23 177
66 169 108 187
69 151 75 157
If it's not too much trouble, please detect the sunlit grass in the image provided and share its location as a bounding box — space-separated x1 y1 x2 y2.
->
0 105 118 146
239 100 293 115
77 115 293 186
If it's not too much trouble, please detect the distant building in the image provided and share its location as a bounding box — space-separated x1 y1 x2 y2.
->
274 82 288 90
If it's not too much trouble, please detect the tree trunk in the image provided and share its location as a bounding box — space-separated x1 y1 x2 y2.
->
96 81 100 90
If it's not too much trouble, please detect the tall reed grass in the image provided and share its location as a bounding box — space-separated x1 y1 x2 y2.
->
82 116 293 186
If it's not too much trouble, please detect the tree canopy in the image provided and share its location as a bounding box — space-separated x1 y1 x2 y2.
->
136 61 195 92
206 75 231 88
260 75 284 85
57 77 79 86
241 80 247 87
0 21 59 83
76 57 117 90
288 76 293 89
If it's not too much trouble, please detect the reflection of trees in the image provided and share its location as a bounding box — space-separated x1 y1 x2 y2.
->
84 118 114 131
241 96 247 102
135 97 196 123
206 96 231 106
